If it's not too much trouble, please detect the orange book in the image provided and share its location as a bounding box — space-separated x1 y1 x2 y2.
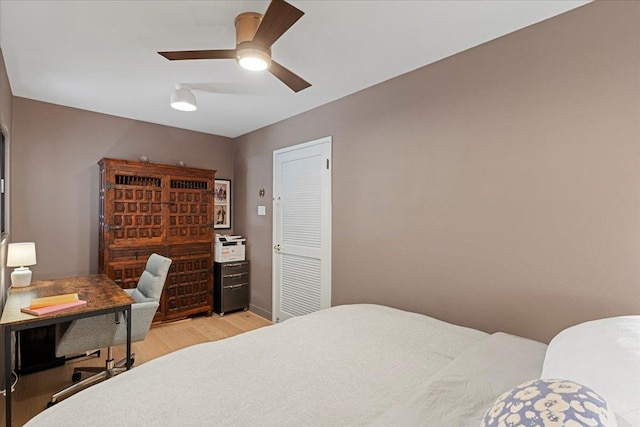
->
21 300 87 316
30 293 79 309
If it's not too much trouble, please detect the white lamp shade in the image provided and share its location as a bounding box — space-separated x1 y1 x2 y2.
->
170 88 197 111
7 242 37 267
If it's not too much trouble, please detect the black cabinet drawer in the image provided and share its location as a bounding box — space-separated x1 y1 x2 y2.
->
219 261 249 276
221 283 249 314
223 273 248 287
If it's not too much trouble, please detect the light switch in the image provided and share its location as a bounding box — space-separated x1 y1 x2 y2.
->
258 205 266 216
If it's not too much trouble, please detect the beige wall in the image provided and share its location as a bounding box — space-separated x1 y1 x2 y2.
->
4 1 639 343
11 98 233 279
234 1 640 342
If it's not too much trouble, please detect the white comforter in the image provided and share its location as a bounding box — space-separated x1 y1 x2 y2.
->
26 304 545 426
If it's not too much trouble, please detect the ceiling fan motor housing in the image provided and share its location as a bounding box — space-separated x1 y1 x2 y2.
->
235 12 263 45
235 12 272 69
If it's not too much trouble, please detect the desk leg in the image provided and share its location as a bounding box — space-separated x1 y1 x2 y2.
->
125 305 132 370
5 326 12 427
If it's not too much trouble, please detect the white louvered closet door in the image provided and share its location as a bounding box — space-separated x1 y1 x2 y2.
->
273 137 331 323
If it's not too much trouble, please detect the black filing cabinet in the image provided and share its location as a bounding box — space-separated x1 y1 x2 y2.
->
214 261 250 316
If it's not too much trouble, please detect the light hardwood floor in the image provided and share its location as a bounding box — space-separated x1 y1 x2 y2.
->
1 311 272 427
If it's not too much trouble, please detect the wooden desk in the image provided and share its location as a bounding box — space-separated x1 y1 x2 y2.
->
0 274 134 426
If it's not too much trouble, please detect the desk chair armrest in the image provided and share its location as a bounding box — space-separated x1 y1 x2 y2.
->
55 315 119 357
114 301 159 345
56 301 159 357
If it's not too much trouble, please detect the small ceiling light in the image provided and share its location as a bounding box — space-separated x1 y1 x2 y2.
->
170 84 197 111
236 44 272 71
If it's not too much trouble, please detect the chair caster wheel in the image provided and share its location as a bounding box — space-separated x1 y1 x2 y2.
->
47 401 57 408
72 372 82 383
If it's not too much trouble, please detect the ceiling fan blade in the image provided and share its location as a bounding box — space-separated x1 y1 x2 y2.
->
158 49 236 61
252 0 304 48
269 60 311 93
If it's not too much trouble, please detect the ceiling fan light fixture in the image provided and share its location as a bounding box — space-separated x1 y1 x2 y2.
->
237 46 272 71
170 86 197 111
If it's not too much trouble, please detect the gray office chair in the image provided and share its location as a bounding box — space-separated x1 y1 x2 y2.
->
49 253 172 405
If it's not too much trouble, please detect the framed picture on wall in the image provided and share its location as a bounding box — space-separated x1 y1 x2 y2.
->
214 179 231 229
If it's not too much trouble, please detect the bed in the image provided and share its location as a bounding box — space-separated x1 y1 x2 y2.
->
25 304 639 427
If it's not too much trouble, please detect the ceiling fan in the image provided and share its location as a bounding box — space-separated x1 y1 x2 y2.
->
158 0 311 93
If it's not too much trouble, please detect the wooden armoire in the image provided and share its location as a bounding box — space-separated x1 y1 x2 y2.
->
98 158 217 322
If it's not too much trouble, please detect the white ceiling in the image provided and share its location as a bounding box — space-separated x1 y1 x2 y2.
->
0 1 589 138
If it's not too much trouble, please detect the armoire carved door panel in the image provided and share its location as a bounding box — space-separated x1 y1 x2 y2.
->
165 260 211 314
99 158 216 322
105 173 165 246
105 245 164 290
167 178 214 243
106 262 147 290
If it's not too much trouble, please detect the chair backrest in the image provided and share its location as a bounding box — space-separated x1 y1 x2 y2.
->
130 253 172 303
116 253 172 343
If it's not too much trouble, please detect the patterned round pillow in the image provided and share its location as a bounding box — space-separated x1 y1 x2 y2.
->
481 379 618 427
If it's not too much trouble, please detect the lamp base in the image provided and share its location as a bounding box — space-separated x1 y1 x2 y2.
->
11 267 33 287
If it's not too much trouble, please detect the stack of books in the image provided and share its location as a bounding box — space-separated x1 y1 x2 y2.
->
21 293 87 316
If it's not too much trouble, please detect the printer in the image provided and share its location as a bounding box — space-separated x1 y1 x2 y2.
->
214 234 246 262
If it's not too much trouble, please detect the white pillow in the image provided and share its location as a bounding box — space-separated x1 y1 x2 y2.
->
541 316 640 427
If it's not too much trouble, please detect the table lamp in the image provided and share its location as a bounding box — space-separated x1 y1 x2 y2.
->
6 242 37 287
